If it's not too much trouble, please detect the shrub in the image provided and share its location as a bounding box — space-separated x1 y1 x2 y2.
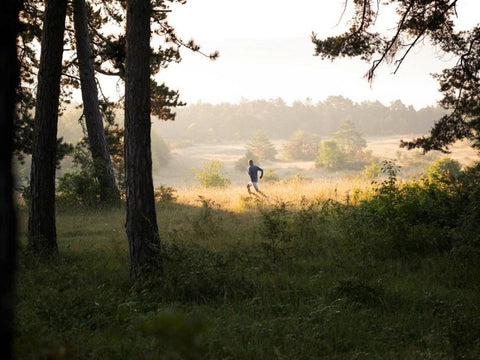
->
234 150 258 172
362 161 382 180
423 157 461 182
192 196 222 240
282 130 321 160
315 140 344 170
57 169 101 207
259 201 292 261
154 185 177 203
192 159 231 188
262 168 280 183
245 130 277 161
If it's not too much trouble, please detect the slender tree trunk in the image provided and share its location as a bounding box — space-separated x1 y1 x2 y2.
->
0 1 19 357
73 0 120 204
125 0 160 276
28 0 68 256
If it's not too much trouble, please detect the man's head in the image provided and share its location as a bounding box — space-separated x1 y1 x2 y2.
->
248 160 253 165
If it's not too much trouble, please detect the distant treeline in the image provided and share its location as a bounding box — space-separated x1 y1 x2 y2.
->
158 96 445 142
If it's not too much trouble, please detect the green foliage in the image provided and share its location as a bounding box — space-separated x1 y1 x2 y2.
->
162 97 443 141
154 185 177 203
192 159 231 188
347 160 480 259
313 1 480 153
262 168 280 183
423 157 461 182
315 140 344 170
56 130 125 207
282 130 321 160
154 242 256 304
14 162 480 359
56 144 102 207
191 197 222 241
245 130 277 161
376 159 402 193
57 170 100 207
314 120 375 171
362 161 382 180
333 119 366 153
259 202 291 261
234 149 258 172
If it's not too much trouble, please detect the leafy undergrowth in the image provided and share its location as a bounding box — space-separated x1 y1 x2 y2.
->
14 164 480 359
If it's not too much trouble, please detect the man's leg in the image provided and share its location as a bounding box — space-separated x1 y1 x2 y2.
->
253 182 268 198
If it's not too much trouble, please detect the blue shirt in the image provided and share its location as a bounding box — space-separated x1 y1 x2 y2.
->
248 164 263 182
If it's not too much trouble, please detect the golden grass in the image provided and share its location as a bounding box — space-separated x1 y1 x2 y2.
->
173 176 373 212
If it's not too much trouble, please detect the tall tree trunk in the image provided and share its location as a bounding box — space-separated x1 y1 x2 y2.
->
0 1 19 357
73 0 120 204
125 0 160 276
28 0 68 256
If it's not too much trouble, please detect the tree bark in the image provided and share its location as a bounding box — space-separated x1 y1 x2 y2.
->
125 0 161 276
28 0 68 256
0 1 19 357
73 0 120 204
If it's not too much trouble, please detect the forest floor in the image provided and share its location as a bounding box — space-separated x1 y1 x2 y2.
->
14 175 480 359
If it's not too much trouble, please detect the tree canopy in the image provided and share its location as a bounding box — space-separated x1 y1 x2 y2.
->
312 0 480 154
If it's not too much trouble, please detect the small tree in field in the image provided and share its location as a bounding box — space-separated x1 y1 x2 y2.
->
423 158 461 182
333 119 366 154
315 140 344 170
193 159 231 188
283 130 321 161
246 130 277 161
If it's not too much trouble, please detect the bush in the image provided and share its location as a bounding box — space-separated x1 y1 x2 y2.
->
234 150 258 172
245 130 277 161
423 157 461 182
57 169 101 207
282 130 321 160
262 169 280 183
259 202 292 261
343 161 479 259
315 140 344 170
362 161 382 180
154 185 177 203
192 159 231 188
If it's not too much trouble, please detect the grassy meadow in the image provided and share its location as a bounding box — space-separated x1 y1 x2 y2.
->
14 171 480 359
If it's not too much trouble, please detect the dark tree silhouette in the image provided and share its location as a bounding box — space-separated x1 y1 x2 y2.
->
312 0 480 153
28 0 68 256
0 0 19 357
73 0 120 203
124 0 161 276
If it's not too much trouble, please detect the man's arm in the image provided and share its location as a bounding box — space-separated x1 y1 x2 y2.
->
259 167 264 179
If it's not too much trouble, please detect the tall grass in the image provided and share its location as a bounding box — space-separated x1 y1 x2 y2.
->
175 177 372 211
14 171 480 359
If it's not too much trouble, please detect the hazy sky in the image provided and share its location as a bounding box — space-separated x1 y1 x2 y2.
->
154 0 480 109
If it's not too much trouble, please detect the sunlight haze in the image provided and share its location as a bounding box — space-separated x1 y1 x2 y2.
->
152 0 480 109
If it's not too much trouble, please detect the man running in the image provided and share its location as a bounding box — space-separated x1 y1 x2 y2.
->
247 159 268 198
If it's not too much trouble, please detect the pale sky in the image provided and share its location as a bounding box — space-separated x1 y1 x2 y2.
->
150 0 480 109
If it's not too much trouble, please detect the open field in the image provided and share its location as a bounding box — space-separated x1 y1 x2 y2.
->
153 135 478 187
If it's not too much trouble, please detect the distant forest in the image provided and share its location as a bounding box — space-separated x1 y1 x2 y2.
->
58 96 446 144
156 96 445 142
